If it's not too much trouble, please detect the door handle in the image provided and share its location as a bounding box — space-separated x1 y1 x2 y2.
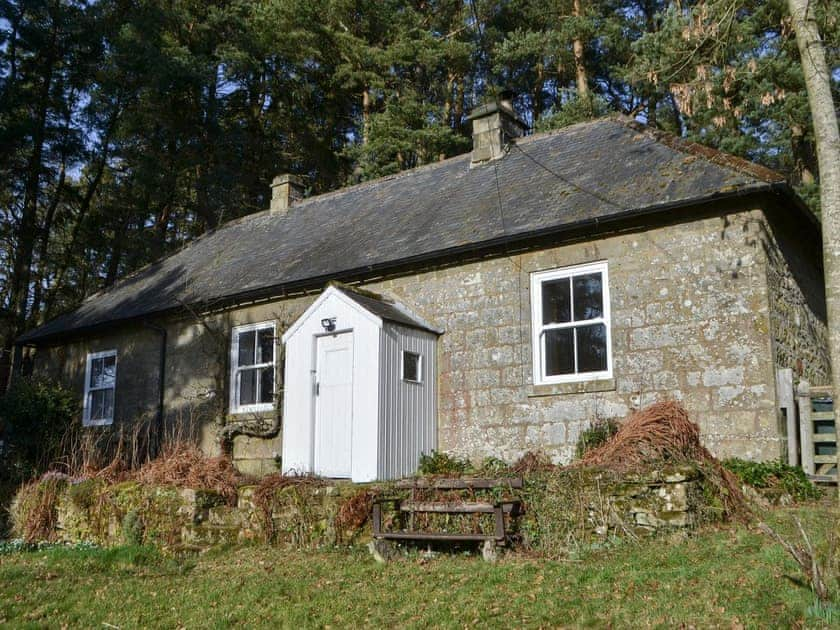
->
315 382 320 396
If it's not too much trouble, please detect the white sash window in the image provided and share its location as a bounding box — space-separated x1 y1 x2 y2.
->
229 321 276 414
531 262 612 385
83 350 117 426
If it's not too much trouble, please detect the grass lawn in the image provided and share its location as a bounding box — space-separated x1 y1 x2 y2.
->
1 504 837 628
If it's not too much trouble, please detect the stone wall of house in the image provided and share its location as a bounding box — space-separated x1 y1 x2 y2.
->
760 207 830 385
31 198 821 472
377 205 781 464
157 300 309 475
30 327 163 464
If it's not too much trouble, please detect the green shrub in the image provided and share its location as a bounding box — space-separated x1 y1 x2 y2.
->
417 450 471 476
533 96 610 132
475 456 511 476
575 418 620 459
0 378 79 481
723 458 821 502
67 479 104 511
122 510 145 546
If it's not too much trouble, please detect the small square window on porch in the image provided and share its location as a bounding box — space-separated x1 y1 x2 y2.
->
530 262 612 385
229 321 276 414
402 351 422 383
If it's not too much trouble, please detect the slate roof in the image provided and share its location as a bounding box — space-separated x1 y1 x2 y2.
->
21 116 803 344
335 286 442 334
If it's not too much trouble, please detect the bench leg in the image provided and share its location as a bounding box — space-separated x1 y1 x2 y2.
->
494 505 505 542
482 540 498 563
368 539 396 564
372 502 382 537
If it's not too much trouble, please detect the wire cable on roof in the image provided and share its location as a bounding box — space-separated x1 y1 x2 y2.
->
508 141 628 211
467 0 627 214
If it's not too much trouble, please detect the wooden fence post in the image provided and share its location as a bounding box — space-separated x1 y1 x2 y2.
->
776 368 797 465
796 379 814 475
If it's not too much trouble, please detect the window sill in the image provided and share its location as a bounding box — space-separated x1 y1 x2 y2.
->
83 419 114 428
229 406 275 416
529 378 616 397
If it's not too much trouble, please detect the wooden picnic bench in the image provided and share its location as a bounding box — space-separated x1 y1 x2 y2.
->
371 477 523 551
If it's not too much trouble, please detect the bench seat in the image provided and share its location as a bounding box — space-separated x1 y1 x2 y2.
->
371 478 523 548
397 501 520 514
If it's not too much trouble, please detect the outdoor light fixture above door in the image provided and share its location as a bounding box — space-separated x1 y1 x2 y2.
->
321 317 337 331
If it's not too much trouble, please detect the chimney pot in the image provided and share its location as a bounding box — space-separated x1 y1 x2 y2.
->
270 174 305 214
467 92 527 165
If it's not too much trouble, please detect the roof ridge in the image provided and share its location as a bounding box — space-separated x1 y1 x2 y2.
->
286 152 473 211
619 118 785 184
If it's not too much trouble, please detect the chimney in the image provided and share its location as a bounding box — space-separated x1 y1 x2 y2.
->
467 90 528 165
270 174 305 214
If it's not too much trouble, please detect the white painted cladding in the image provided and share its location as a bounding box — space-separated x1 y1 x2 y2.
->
281 287 438 482
281 289 381 482
378 324 437 479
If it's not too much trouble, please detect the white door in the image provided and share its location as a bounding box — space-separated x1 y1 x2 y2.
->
314 332 354 477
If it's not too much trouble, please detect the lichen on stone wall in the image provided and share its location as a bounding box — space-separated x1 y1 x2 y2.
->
519 464 714 557
759 216 830 384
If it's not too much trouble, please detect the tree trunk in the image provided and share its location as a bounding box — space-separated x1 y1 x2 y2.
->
28 159 66 325
532 63 544 123
362 87 372 145
29 102 76 325
647 94 658 128
104 217 129 287
786 0 840 496
5 16 58 351
196 65 219 231
572 0 589 104
43 114 117 319
453 77 465 133
790 122 816 185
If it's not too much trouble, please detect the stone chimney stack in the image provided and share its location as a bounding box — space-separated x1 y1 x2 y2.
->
270 174 305 214
467 90 528 165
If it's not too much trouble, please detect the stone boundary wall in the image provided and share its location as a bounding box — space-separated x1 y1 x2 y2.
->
520 465 707 556
26 470 707 553
50 480 361 549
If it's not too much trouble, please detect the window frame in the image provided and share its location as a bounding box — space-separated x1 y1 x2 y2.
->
83 349 118 427
530 261 612 386
401 350 423 384
229 321 277 415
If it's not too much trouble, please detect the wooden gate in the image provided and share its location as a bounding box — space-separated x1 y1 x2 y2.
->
795 380 838 483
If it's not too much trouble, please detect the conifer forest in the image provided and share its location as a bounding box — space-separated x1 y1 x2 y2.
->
1 0 838 375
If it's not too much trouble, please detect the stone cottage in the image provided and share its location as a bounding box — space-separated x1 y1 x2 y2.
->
14 101 829 480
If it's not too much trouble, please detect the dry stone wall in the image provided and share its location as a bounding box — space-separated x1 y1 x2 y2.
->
42 472 703 551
